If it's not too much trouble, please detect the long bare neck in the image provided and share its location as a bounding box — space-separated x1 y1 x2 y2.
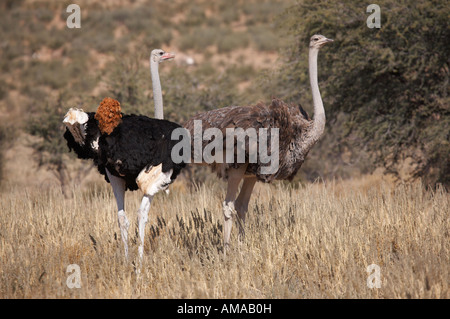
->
150 58 164 119
303 47 325 150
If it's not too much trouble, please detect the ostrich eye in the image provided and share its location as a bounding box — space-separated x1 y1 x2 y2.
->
314 38 319 41
159 52 164 55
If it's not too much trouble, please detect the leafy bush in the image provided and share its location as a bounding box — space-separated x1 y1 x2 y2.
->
104 53 150 115
178 27 220 51
0 0 25 10
276 0 450 186
141 27 173 49
0 79 7 100
220 7 240 24
243 0 285 25
0 125 5 186
26 94 80 196
217 31 249 53
183 6 207 27
22 59 86 90
249 25 280 51
34 7 53 23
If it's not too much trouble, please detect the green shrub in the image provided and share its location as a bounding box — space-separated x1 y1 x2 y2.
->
221 7 240 24
0 0 25 10
141 26 173 49
276 0 450 186
249 25 279 51
46 28 67 50
104 54 149 115
34 7 53 23
0 79 7 100
217 31 249 53
178 27 220 51
0 125 5 186
182 6 207 27
243 1 285 25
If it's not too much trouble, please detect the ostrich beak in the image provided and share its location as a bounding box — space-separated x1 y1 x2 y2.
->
318 37 333 47
161 52 175 61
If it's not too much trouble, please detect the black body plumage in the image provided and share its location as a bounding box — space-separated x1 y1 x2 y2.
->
64 113 185 191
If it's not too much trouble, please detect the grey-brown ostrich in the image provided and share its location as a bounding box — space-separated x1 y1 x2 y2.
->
183 34 333 249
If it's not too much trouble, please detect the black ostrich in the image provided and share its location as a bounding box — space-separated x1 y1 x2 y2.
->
63 97 185 259
63 50 182 260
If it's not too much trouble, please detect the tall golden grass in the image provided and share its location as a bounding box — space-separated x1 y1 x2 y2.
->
0 178 448 298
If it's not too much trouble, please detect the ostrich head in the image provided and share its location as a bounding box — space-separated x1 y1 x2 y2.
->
150 49 175 63
309 34 333 49
63 108 89 145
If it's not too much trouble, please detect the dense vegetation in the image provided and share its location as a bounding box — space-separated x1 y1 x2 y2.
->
273 0 449 186
0 0 448 188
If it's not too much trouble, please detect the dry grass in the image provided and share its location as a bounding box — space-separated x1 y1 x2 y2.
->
0 178 448 298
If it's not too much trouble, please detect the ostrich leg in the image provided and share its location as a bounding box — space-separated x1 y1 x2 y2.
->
137 194 154 260
223 165 247 251
234 176 257 240
106 169 130 258
135 164 173 261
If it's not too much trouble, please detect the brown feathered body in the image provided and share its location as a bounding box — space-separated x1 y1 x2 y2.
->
183 98 313 182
